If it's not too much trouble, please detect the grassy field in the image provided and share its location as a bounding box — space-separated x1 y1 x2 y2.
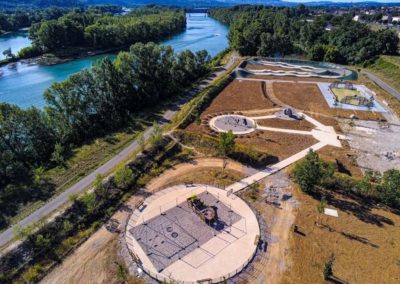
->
282 186 400 284
366 56 400 93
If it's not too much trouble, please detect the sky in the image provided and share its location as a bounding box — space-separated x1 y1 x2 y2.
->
284 0 400 2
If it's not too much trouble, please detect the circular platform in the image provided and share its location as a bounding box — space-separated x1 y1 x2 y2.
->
210 114 255 135
125 184 260 283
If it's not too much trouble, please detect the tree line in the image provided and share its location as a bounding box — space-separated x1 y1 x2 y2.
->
28 7 185 53
294 150 400 211
0 42 211 229
210 5 399 65
0 7 69 35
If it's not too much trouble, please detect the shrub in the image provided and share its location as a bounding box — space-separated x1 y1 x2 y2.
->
114 165 134 189
17 45 42 59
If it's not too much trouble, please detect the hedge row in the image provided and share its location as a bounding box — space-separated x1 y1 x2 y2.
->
177 74 234 130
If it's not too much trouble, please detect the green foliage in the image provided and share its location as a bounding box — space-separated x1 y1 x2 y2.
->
51 143 65 166
293 150 334 192
0 7 68 35
13 223 34 241
149 122 163 147
114 165 134 189
210 6 398 64
378 169 400 208
31 8 185 51
137 132 145 152
94 174 104 191
115 262 128 281
317 196 327 214
323 254 335 279
2 48 15 59
218 130 235 156
21 264 44 283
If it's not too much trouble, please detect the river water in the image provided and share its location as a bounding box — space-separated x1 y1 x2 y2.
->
0 14 228 108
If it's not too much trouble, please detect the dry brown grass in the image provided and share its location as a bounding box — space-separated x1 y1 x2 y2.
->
257 118 315 131
199 79 275 116
282 187 400 284
318 143 362 178
236 130 318 160
162 167 245 189
273 82 384 121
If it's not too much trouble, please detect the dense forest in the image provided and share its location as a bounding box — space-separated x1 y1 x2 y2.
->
210 5 399 64
28 7 185 53
0 7 69 35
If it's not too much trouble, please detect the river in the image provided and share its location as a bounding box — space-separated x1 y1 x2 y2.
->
0 14 228 108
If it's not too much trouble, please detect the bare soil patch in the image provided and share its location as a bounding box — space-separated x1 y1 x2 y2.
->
282 187 400 284
273 82 384 121
257 118 315 131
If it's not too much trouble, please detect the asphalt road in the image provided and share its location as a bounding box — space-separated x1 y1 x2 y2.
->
361 70 400 100
0 55 237 249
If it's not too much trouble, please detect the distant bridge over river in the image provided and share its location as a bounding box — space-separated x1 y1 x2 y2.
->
185 8 209 14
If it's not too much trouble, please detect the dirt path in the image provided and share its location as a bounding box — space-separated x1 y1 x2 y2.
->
264 201 296 284
146 157 256 191
41 158 251 284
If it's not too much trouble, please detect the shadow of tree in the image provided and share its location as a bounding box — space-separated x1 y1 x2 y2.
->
310 188 394 227
340 231 379 248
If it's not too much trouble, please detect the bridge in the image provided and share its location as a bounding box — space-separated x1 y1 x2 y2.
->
185 8 209 14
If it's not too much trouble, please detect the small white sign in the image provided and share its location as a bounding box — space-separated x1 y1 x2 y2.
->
324 208 338 217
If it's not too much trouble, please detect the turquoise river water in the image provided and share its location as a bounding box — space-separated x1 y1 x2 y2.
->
0 14 228 108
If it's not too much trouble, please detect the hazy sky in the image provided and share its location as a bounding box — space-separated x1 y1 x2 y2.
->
284 0 400 2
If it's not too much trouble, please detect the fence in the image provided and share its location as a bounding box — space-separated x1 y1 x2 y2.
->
123 183 260 284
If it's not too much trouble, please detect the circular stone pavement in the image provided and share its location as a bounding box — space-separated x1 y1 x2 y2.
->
125 184 260 283
210 114 256 134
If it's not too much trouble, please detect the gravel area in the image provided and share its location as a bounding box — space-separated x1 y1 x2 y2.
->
341 120 400 173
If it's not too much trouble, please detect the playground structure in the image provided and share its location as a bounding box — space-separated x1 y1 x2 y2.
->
125 185 260 283
329 81 372 107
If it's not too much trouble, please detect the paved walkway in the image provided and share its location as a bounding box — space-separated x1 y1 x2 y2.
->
0 55 239 249
224 112 343 193
226 141 327 193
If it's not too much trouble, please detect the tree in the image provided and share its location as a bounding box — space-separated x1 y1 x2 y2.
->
2 48 15 59
218 130 235 156
378 169 400 208
149 122 163 147
51 143 65 166
114 165 134 189
137 132 145 152
316 196 327 226
293 149 334 192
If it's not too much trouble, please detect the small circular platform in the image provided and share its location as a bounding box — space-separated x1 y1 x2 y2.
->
210 114 255 135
